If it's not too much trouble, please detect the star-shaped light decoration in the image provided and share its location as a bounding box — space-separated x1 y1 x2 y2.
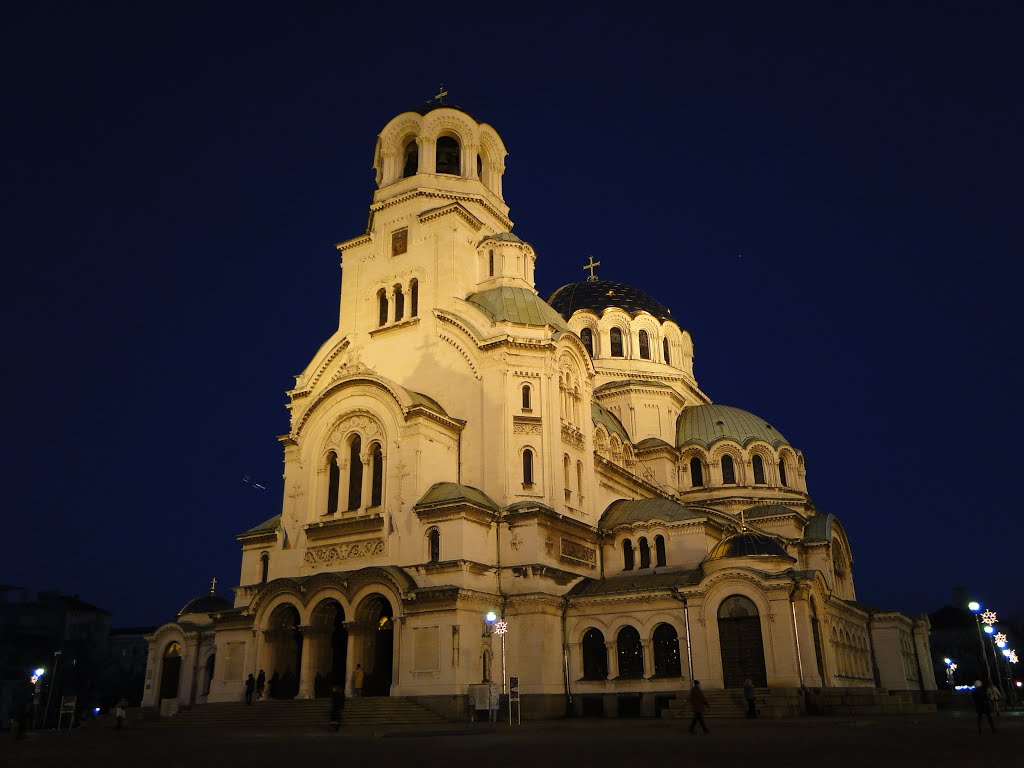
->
949 663 958 672
994 632 1008 644
1009 650 1018 664
981 610 998 625
494 620 508 636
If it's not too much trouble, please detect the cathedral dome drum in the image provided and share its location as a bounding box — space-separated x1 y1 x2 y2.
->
677 404 789 449
547 279 675 323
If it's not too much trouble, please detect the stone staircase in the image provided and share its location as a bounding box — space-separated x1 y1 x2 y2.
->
662 687 936 720
154 697 449 728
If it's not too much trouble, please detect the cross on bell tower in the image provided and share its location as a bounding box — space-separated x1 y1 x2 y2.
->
433 84 448 104
583 255 601 281
210 577 218 594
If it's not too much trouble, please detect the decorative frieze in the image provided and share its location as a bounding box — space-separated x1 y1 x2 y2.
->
304 538 385 568
560 538 597 567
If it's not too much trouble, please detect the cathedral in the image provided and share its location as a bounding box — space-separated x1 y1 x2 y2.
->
143 99 936 719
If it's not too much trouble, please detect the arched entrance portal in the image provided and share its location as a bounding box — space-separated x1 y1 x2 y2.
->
309 600 349 698
265 604 303 699
717 595 768 688
159 641 182 700
359 595 394 697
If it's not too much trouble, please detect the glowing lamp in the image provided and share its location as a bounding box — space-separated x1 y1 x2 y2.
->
35 668 44 676
485 611 497 622
943 657 951 664
968 601 981 612
985 625 994 634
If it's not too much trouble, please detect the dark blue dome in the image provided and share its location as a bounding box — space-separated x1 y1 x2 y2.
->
547 280 674 323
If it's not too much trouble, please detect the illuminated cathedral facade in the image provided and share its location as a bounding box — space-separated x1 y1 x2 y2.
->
143 100 936 718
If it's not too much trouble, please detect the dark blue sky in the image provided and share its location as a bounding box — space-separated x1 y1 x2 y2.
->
3 2 1022 629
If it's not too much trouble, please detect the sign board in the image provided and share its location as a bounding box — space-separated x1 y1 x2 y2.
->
509 676 519 702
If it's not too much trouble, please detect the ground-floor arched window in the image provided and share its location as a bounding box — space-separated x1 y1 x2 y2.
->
616 626 644 679
582 628 608 680
652 624 681 676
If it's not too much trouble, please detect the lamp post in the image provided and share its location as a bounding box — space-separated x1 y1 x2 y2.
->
968 602 992 684
943 658 956 689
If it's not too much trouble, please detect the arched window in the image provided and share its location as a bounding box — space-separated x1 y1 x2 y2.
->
326 451 339 515
410 279 418 317
347 436 362 511
563 454 571 498
778 459 788 487
580 327 594 357
663 337 670 365
576 460 584 500
689 457 704 487
752 454 766 484
394 286 404 322
260 552 269 584
477 154 483 180
721 454 736 484
402 138 418 177
436 136 460 175
377 289 388 327
653 624 681 676
622 539 634 570
639 537 651 569
639 330 650 360
655 535 666 567
610 327 624 357
522 384 531 410
582 628 608 680
489 249 494 276
427 527 440 563
522 449 534 486
616 626 644 679
370 443 383 506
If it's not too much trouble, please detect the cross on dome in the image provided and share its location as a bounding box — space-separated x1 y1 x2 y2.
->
433 84 448 103
210 577 217 594
583 255 601 281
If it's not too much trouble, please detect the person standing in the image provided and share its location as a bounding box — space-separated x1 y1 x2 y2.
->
328 684 345 731
255 669 266 701
244 673 256 705
688 680 710 734
973 680 997 734
743 678 757 718
353 664 364 697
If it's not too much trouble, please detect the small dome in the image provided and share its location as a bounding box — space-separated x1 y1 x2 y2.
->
547 280 674 323
408 100 478 121
178 593 232 617
677 404 789 449
706 533 794 562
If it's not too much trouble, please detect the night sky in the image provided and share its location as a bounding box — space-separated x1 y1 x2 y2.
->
4 2 1022 630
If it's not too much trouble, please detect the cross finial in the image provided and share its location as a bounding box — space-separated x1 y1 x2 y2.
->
433 84 448 103
583 255 601 281
210 577 217 594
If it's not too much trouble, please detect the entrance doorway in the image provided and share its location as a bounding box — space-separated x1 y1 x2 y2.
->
360 595 394 696
159 641 182 700
310 599 348 698
266 604 303 699
717 594 767 688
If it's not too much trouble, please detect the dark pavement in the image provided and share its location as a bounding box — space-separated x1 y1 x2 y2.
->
3 710 1020 768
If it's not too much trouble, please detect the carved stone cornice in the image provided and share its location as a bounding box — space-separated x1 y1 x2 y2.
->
303 538 386 569
304 514 385 540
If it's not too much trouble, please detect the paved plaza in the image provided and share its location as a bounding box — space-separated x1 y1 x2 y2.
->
3 711 1021 768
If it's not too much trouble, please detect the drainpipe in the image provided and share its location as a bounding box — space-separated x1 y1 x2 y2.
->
670 589 694 683
561 595 573 714
789 579 806 689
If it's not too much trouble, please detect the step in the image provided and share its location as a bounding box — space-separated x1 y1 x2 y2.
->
156 697 448 728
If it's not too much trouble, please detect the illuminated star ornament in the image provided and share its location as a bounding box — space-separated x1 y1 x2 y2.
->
994 633 1007 644
1008 651 1018 664
949 663 957 672
981 610 998 625
494 620 508 636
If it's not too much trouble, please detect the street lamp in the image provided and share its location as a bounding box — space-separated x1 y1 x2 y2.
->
943 658 957 689
968 602 992 684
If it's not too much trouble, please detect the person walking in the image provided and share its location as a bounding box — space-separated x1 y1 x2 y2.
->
743 678 757 718
973 680 997 734
328 684 345 731
987 682 1004 718
688 680 710 734
114 698 128 729
256 669 266 701
353 664 364 697
244 673 256 705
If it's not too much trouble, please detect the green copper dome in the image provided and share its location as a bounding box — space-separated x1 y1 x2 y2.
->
677 404 789 449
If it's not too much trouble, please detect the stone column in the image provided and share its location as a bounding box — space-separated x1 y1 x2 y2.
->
641 639 654 679
465 143 478 179
419 136 435 174
605 641 618 679
297 626 318 699
360 452 373 513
